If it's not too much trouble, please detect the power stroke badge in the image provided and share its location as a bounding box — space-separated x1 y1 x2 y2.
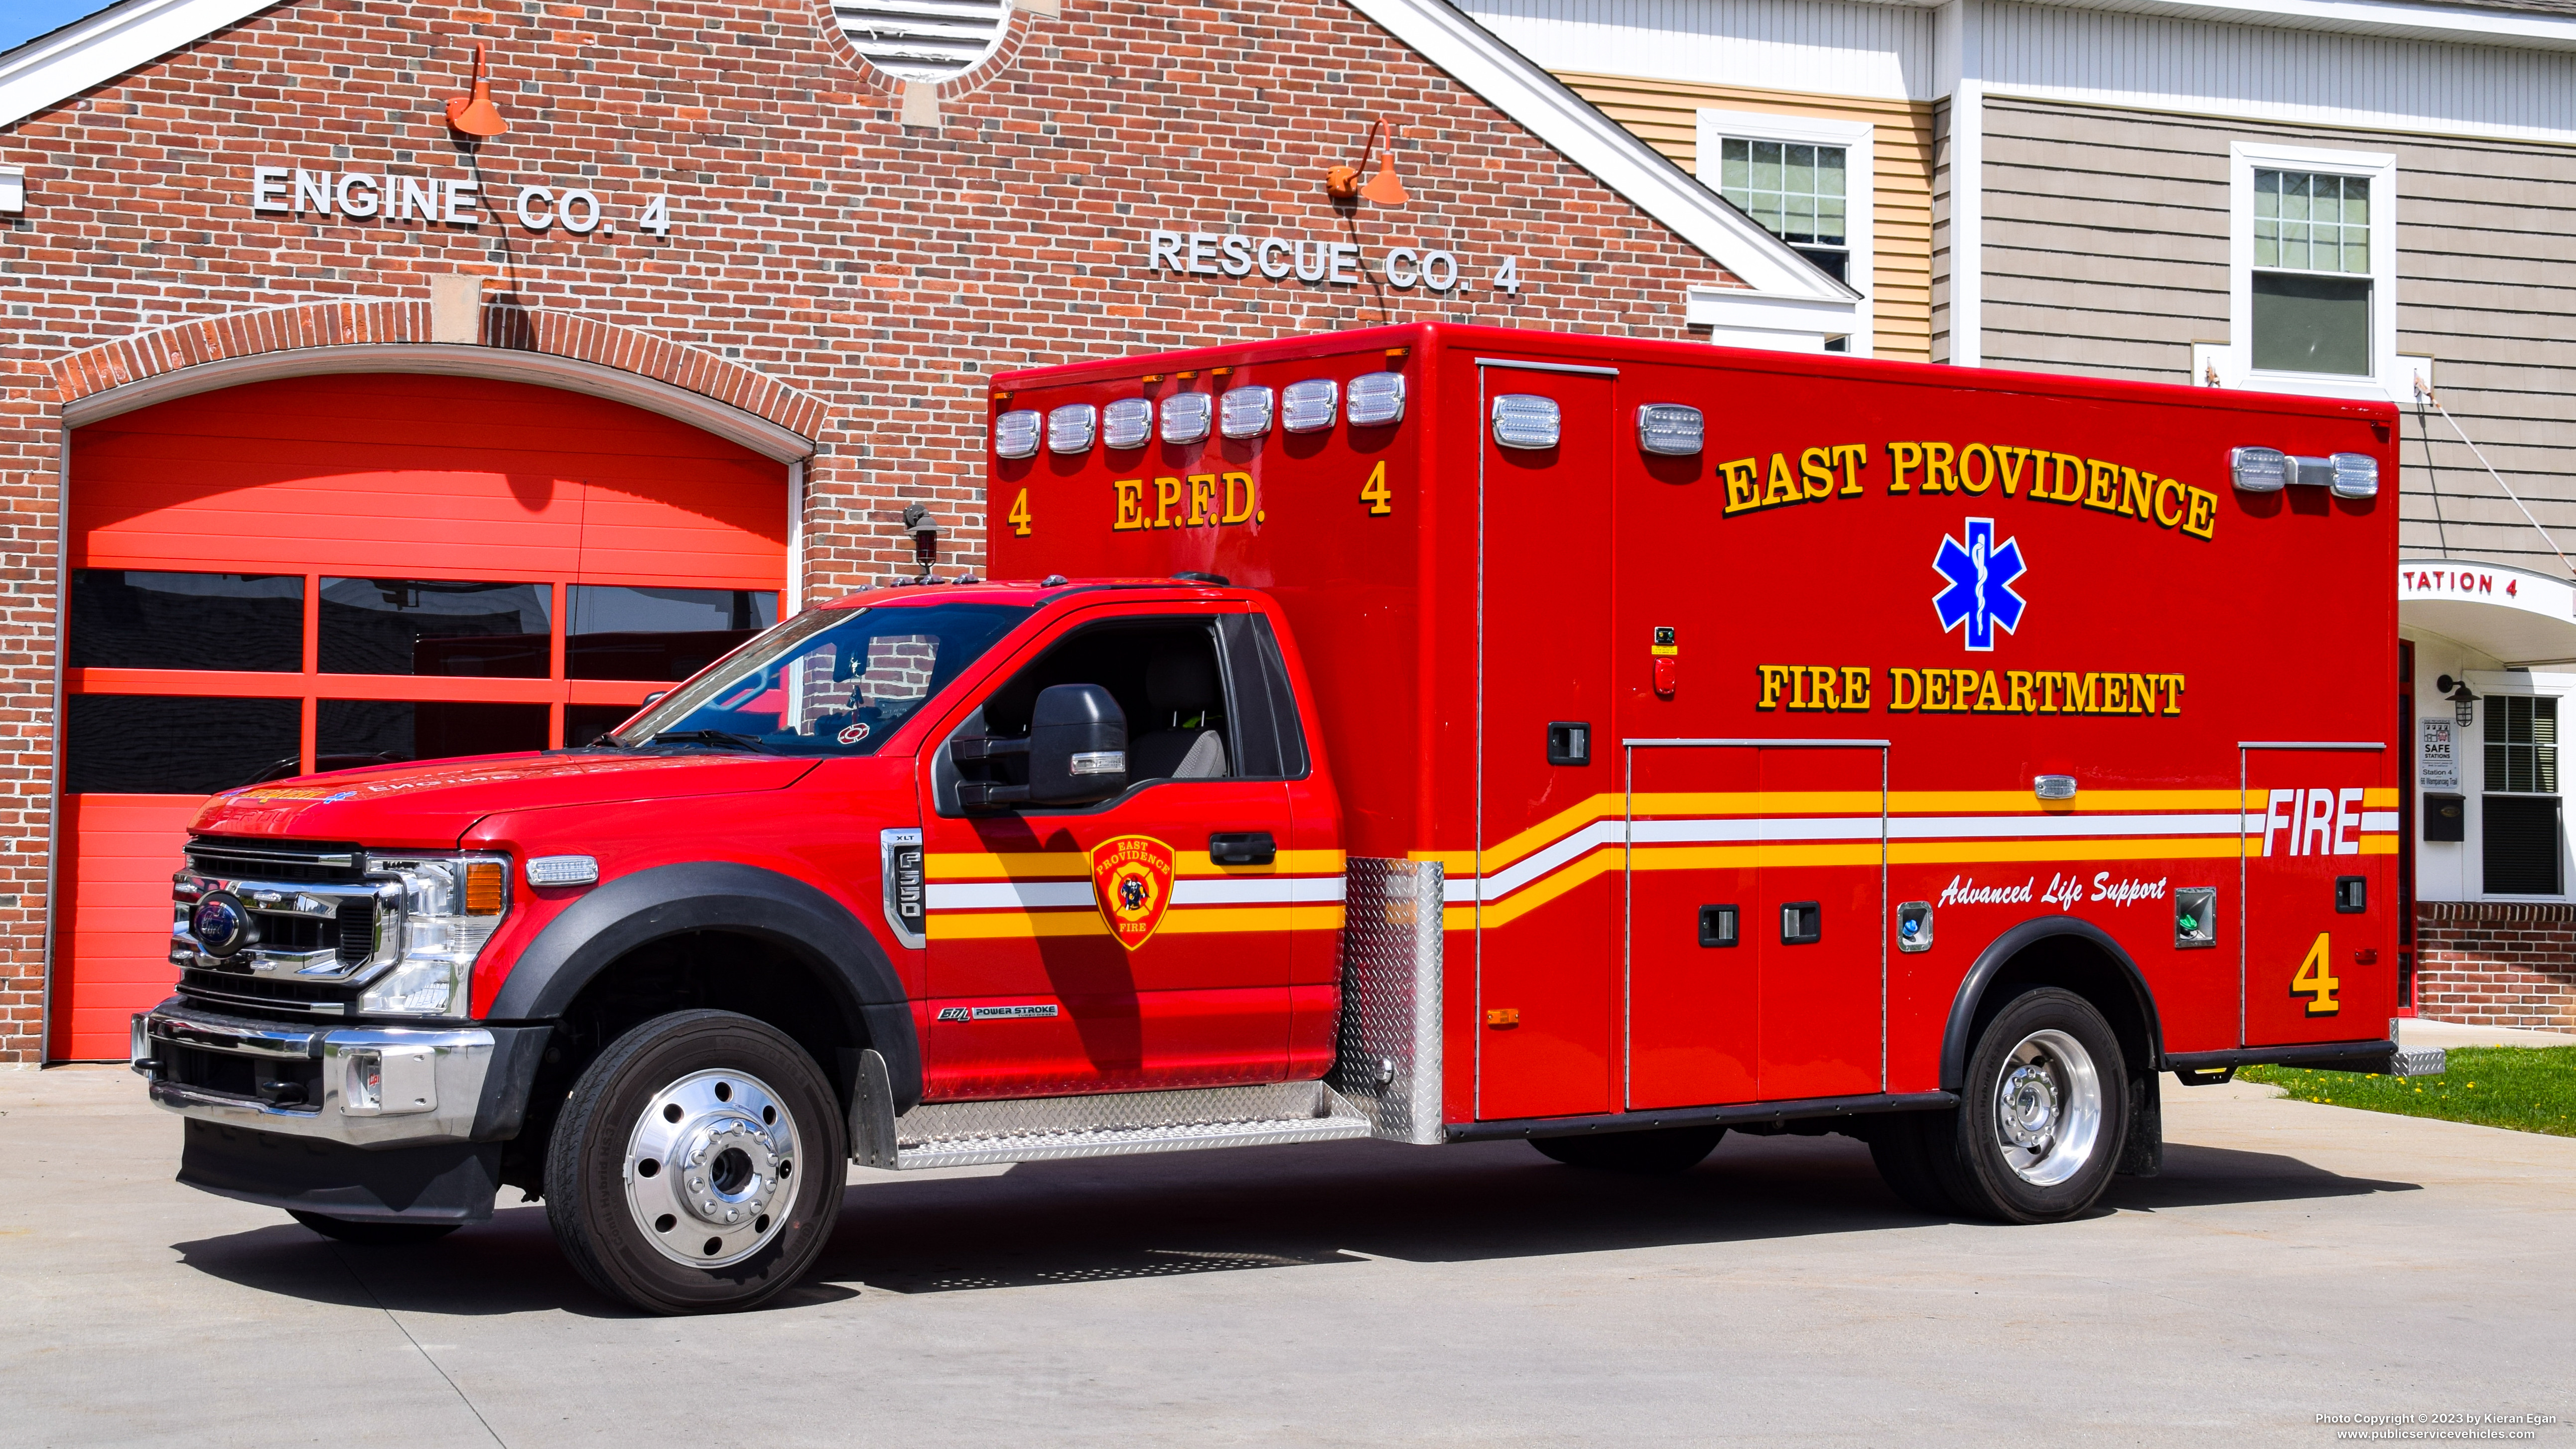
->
1089 834 1177 950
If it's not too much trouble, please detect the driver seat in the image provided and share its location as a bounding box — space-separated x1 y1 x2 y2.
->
1130 649 1229 780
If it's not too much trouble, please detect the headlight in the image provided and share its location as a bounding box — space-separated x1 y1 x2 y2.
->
359 855 510 1018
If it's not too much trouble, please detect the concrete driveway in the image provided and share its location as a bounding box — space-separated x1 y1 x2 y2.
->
3 1065 2567 1448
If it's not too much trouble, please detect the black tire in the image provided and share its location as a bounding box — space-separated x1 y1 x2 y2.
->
1531 1125 1726 1174
544 1009 847 1315
1864 1112 1963 1216
1921 986 2129 1224
288 1211 462 1246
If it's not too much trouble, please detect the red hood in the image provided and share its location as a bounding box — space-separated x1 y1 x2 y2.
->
190 751 819 848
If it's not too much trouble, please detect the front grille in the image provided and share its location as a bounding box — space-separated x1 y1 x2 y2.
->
335 899 377 963
187 836 366 883
178 970 358 1017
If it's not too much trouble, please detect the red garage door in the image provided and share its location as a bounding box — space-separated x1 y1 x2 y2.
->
51 373 790 1059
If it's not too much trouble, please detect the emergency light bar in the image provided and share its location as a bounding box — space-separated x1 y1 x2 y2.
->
993 409 1042 459
2232 445 2379 498
1492 394 1560 450
1282 379 1338 433
1047 403 1097 454
1636 403 1704 456
1348 372 1406 426
1162 392 1212 444
1102 397 1153 450
1221 386 1275 439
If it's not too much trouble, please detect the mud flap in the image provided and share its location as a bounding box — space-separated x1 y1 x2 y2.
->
2115 1068 2163 1178
843 1047 898 1169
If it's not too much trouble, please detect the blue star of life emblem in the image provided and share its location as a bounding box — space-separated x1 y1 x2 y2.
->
1931 518 2028 652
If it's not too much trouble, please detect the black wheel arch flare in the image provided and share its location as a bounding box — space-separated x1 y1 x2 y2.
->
486 861 921 1112
1939 917 2166 1092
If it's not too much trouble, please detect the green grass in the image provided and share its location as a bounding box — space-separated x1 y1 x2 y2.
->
2240 1046 2576 1137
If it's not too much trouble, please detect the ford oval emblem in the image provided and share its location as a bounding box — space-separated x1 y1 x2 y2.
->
191 892 252 957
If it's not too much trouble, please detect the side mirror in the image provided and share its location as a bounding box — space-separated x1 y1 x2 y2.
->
952 683 1126 811
1027 683 1126 806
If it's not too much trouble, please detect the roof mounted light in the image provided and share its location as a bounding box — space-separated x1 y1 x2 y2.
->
1047 403 1097 454
2230 446 2288 493
993 409 1041 460
1102 397 1153 450
1492 394 1561 450
2329 452 2379 499
1220 385 1274 440
1637 403 1704 457
1161 392 1212 445
1282 379 1339 433
1348 372 1406 426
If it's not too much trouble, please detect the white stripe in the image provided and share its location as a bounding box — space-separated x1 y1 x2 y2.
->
2361 811 2400 832
927 875 1348 912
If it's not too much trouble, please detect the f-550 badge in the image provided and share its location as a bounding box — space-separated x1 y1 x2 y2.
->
1933 517 2029 652
1089 834 1177 950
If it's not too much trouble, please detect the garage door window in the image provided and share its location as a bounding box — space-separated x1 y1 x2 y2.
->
68 571 303 671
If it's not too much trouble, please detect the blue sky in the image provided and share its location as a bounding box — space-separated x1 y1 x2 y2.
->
3 0 119 54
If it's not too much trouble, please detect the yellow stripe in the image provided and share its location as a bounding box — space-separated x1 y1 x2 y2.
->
927 849 1346 881
926 903 1345 940
2359 835 2398 855
2363 787 2400 807
1889 837 2244 865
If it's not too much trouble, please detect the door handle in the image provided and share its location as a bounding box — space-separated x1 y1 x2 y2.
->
1209 831 1276 866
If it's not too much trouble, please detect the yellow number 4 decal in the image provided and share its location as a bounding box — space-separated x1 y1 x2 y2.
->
1007 488 1033 537
1359 461 1393 516
2291 932 2341 1016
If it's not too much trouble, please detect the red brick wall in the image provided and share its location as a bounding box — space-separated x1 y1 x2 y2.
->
0 0 1744 1056
2415 902 2576 1032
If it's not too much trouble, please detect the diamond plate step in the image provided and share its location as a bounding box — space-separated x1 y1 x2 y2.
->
891 1080 1370 1170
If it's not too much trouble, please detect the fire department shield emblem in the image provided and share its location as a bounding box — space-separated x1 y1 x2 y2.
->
1089 834 1177 950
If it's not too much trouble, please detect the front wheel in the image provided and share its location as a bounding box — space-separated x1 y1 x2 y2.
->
545 1009 847 1314
1921 986 2129 1223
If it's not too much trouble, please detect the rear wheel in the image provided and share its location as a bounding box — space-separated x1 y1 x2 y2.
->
1531 1125 1725 1174
545 1009 847 1314
288 1211 461 1246
1922 987 2128 1223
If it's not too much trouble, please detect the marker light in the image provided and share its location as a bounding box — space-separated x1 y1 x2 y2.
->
1047 404 1098 454
2229 446 2289 493
1348 372 1406 426
1220 386 1275 439
1161 392 1212 444
1282 379 1339 433
2330 452 2379 498
1102 397 1153 450
2034 774 2077 801
1636 403 1704 456
1491 394 1561 450
993 409 1042 459
525 854 599 887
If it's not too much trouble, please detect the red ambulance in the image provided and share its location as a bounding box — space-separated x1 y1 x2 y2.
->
136 322 2434 1314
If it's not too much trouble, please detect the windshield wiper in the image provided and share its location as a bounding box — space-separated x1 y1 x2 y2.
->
646 729 774 753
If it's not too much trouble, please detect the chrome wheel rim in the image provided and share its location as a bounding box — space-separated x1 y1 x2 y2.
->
1991 1028 2101 1187
624 1068 799 1268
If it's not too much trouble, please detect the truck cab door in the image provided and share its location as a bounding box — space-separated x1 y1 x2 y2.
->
2242 745 2398 1045
915 607 1303 1099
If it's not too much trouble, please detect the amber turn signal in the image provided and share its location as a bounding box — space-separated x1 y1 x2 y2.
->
464 859 509 915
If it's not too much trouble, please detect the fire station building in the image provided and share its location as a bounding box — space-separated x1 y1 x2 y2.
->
0 0 1869 1060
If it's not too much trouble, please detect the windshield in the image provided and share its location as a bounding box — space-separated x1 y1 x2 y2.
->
605 601 1030 755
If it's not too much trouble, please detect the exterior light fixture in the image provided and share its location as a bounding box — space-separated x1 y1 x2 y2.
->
444 42 510 138
1102 397 1153 450
1282 379 1339 433
993 409 1041 458
2438 674 2477 727
1325 119 1409 207
2229 446 2289 493
1348 372 1406 426
1491 394 1560 450
902 503 939 576
1161 392 1212 444
1046 402 1097 454
1636 403 1705 456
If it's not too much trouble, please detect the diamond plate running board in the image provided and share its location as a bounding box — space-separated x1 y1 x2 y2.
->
889 1080 1371 1170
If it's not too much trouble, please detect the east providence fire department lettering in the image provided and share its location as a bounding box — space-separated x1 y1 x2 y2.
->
137 323 2436 1317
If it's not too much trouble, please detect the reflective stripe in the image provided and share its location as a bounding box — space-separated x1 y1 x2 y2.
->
928 875 1348 912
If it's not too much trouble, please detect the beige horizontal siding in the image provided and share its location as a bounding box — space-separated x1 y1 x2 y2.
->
1553 72 1937 364
1981 95 2576 579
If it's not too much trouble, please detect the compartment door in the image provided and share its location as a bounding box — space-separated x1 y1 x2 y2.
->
2242 744 2397 1046
1626 742 1886 1108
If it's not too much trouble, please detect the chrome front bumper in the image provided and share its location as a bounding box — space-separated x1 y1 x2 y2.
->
135 1001 499 1148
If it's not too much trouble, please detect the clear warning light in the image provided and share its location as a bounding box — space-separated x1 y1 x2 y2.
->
1491 394 1560 450
1161 392 1213 445
2229 445 2289 492
1349 372 1406 426
1636 403 1704 456
1220 386 1275 440
1102 397 1153 450
993 409 1041 459
1282 379 1339 433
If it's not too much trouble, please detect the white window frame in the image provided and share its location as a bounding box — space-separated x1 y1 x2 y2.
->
1691 110 1874 358
2465 671 2573 903
2203 141 2400 403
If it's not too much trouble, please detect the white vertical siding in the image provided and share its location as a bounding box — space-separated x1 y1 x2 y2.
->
1450 0 1935 101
